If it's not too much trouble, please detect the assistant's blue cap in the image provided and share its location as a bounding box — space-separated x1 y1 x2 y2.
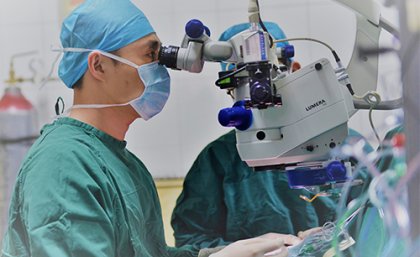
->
218 22 288 71
59 0 155 88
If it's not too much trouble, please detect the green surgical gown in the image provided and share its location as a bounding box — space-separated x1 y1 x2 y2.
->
172 129 372 249
1 117 196 257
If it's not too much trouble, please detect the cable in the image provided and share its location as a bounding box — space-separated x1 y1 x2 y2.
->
333 143 400 251
349 148 411 256
335 145 383 233
215 65 247 86
353 91 382 144
330 99 408 256
273 37 335 54
353 98 403 110
254 0 274 48
329 141 381 256
332 193 369 257
273 37 361 97
369 108 381 145
40 49 62 89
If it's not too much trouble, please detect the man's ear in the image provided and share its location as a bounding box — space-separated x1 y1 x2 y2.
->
87 52 106 82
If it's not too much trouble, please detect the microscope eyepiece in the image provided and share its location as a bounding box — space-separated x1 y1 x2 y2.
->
158 45 180 70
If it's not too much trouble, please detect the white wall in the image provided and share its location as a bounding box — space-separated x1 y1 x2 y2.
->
0 0 402 178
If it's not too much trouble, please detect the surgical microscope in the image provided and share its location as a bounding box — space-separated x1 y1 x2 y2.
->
158 0 400 196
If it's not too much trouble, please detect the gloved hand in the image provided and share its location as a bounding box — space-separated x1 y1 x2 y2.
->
258 232 302 246
209 237 287 257
297 227 323 240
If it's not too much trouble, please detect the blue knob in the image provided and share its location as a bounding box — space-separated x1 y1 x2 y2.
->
326 161 347 181
204 25 211 37
282 45 295 59
185 19 205 39
218 101 252 131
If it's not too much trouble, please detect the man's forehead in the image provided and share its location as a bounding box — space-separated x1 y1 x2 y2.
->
132 34 161 49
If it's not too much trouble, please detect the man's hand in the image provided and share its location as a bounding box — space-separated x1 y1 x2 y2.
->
297 227 323 240
258 232 302 246
209 237 287 257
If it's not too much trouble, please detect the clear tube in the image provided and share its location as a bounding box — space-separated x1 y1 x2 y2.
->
330 135 413 257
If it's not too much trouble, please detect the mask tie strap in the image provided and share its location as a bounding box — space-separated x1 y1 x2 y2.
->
97 51 139 68
51 46 140 69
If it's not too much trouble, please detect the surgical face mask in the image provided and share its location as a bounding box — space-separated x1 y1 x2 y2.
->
56 48 171 120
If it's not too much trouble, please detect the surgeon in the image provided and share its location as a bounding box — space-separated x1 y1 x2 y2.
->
1 1 288 257
171 22 374 249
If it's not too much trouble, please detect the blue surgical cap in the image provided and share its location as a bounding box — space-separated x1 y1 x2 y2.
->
59 0 155 88
219 22 288 71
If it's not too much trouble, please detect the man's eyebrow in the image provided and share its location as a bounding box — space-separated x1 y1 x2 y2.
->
146 40 160 50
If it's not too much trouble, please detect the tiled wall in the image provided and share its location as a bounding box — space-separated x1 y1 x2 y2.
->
0 0 401 178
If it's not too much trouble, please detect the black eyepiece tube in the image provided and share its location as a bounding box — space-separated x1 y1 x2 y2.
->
158 45 180 70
